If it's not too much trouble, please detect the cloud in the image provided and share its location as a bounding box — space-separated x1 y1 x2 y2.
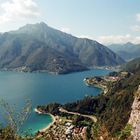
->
131 13 140 32
60 27 71 33
131 25 140 32
0 0 40 24
136 13 140 22
96 34 140 45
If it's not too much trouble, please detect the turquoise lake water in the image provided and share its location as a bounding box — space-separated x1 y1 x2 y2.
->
0 69 111 135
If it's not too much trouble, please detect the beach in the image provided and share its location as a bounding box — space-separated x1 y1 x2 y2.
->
34 108 56 132
39 114 56 132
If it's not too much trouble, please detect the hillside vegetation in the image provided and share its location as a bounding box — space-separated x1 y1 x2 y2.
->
122 57 140 73
38 58 140 139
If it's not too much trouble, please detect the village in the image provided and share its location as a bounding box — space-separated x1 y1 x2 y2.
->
35 115 88 140
83 71 130 94
35 71 131 140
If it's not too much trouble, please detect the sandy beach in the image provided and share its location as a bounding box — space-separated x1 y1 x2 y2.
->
39 114 56 132
34 108 56 132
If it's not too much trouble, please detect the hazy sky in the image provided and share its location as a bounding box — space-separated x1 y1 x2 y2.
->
0 0 140 44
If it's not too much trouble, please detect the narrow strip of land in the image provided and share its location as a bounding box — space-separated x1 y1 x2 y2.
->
59 107 97 122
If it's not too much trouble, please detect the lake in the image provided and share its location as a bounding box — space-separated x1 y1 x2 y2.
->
0 69 111 135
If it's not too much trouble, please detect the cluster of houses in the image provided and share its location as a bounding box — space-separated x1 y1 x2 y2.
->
37 116 87 140
65 122 87 140
84 71 130 94
105 71 130 82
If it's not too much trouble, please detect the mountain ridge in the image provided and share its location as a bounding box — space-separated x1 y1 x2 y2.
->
108 42 140 61
122 57 140 73
0 22 125 74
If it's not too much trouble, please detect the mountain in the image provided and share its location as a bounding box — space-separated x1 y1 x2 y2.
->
122 57 140 73
0 22 125 74
108 42 140 61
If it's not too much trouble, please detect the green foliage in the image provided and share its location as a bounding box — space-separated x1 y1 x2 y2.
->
100 70 140 135
86 126 91 140
37 102 61 115
64 95 108 116
34 64 140 139
0 126 16 140
62 69 140 136
73 115 92 127
115 124 132 140
92 123 100 139
122 57 140 73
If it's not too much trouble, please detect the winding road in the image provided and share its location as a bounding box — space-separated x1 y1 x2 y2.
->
59 107 97 122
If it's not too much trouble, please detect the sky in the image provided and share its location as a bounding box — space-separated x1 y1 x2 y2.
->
0 0 140 45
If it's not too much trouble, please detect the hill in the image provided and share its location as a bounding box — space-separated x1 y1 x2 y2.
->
37 58 140 139
122 57 140 73
0 22 125 74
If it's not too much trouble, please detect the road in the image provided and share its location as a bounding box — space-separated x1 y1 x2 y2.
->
59 107 97 122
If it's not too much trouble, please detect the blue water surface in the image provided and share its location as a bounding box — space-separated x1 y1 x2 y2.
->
0 69 111 135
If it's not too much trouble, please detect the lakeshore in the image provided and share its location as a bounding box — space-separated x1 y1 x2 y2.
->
34 108 56 133
83 77 109 94
0 69 111 136
34 107 90 140
83 71 130 94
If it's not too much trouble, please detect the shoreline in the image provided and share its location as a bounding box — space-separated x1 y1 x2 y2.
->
0 67 112 75
39 113 56 132
93 84 108 94
83 79 107 94
34 108 56 132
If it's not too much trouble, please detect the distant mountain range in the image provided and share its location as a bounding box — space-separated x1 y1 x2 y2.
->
0 22 124 74
108 42 140 61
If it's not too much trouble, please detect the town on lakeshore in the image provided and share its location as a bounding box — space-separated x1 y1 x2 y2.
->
35 106 97 140
34 70 131 140
84 71 131 94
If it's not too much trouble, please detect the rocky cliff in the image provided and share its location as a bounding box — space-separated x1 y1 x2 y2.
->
129 85 140 140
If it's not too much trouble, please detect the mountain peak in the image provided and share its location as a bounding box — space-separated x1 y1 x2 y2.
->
13 22 49 35
22 22 48 28
39 21 48 26
125 42 134 46
0 22 125 74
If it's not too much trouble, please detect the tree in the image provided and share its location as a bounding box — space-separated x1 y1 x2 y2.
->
0 99 32 140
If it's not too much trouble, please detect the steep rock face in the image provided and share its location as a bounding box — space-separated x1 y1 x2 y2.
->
129 85 140 140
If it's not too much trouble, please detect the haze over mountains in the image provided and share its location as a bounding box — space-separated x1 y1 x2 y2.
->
108 42 140 61
0 22 124 74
